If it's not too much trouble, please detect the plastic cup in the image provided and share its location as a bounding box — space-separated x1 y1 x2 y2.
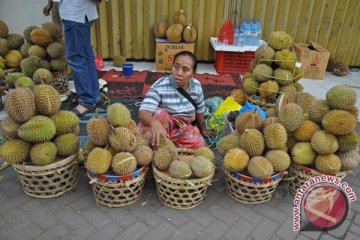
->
122 63 134 76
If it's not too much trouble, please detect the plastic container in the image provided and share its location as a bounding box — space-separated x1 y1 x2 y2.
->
122 63 134 76
214 51 256 74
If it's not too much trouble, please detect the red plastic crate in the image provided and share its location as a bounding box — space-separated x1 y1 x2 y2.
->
215 51 256 75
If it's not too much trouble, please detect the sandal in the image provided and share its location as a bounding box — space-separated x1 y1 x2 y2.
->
72 102 96 117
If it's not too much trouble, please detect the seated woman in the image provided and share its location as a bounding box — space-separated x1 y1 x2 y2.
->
138 51 213 149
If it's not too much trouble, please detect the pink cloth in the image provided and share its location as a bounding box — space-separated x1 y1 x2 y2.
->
137 108 207 149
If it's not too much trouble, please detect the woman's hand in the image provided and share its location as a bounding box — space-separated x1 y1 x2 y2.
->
42 0 53 16
150 119 169 146
200 127 216 138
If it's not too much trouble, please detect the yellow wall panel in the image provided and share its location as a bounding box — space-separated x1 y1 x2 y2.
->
93 0 360 66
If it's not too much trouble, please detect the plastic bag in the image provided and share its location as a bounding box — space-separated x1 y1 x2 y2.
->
218 19 234 45
238 102 266 120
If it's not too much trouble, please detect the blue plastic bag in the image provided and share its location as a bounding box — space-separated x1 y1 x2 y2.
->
238 102 266 120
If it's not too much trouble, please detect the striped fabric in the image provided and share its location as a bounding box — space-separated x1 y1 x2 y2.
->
139 75 205 116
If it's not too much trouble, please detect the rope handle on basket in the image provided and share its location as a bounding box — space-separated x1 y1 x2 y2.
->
89 178 98 184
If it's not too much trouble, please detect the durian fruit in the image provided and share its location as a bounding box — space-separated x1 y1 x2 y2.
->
30 28 52 46
15 76 34 90
262 116 278 128
338 150 360 171
322 110 357 135
20 55 41 77
259 80 279 99
293 82 304 92
266 108 276 118
0 55 6 68
78 139 97 163
252 64 273 82
20 42 32 57
106 103 131 127
28 45 47 59
239 129 265 157
169 160 192 179
46 42 64 58
265 150 290 172
190 156 214 178
50 57 67 71
18 116 56 143
30 142 57 166
183 23 197 43
0 115 20 139
0 68 4 78
274 49 296 70
23 26 38 43
279 84 297 94
263 123 287 150
247 156 273 178
315 154 341 174
33 84 61 117
0 19 9 38
291 142 316 166
326 85 356 110
6 33 24 49
127 119 138 135
242 77 259 95
278 103 304 132
132 144 153 166
268 31 292 50
0 38 10 57
155 137 175 150
347 105 359 119
112 152 137 176
51 111 79 136
109 127 137 152
231 89 246 105
54 133 79 157
174 10 187 27
295 92 316 114
311 130 339 154
216 134 240 155
308 99 330 124
113 55 126 67
333 62 350 76
275 92 296 115
39 59 51 70
5 87 35 123
292 67 302 82
235 110 263 134
86 148 112 174
4 72 25 87
154 21 168 39
194 147 215 165
286 133 298 151
137 134 150 146
32 68 53 84
5 50 22 68
223 148 249 172
337 132 359 152
0 139 30 164
293 120 321 142
255 45 275 65
166 24 183 43
87 115 110 146
153 146 177 170
42 22 62 41
273 68 293 86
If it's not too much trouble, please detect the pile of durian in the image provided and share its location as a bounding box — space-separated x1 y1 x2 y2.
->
218 84 359 179
84 103 153 176
243 31 303 105
0 19 66 91
0 84 80 166
152 144 216 180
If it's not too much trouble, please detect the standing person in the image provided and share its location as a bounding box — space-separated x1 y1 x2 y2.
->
43 0 62 34
58 0 102 116
138 51 214 149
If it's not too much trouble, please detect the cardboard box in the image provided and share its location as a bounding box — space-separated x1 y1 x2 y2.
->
155 38 195 72
292 41 330 80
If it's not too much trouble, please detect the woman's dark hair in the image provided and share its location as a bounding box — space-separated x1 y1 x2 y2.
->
173 51 197 71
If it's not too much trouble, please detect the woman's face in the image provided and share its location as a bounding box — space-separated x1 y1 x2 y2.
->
171 55 195 88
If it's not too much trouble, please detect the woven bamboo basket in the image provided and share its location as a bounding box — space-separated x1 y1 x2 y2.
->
224 170 284 204
87 166 147 208
152 148 215 209
50 68 69 94
288 163 348 195
12 153 79 198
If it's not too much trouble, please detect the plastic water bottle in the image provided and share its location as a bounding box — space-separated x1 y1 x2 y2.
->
254 20 261 46
234 27 240 46
243 20 251 46
250 20 259 46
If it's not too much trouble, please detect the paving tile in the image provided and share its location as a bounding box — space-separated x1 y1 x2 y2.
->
252 203 289 223
115 222 150 240
79 206 112 229
0 217 15 240
56 208 89 230
0 179 24 198
28 210 58 230
141 221 177 240
8 223 42 240
250 218 279 240
206 204 239 226
88 223 120 240
3 208 33 232
156 207 190 227
129 205 166 227
224 217 255 240
275 218 299 240
319 233 338 240
345 232 360 240
229 204 264 224
197 220 229 240
301 230 322 239
35 225 70 240
64 224 98 240
349 222 360 235
168 220 203 240
182 207 214 227
106 208 138 229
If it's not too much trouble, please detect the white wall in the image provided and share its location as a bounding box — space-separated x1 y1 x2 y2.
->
0 0 52 34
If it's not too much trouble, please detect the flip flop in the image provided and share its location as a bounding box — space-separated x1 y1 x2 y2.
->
72 103 96 117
